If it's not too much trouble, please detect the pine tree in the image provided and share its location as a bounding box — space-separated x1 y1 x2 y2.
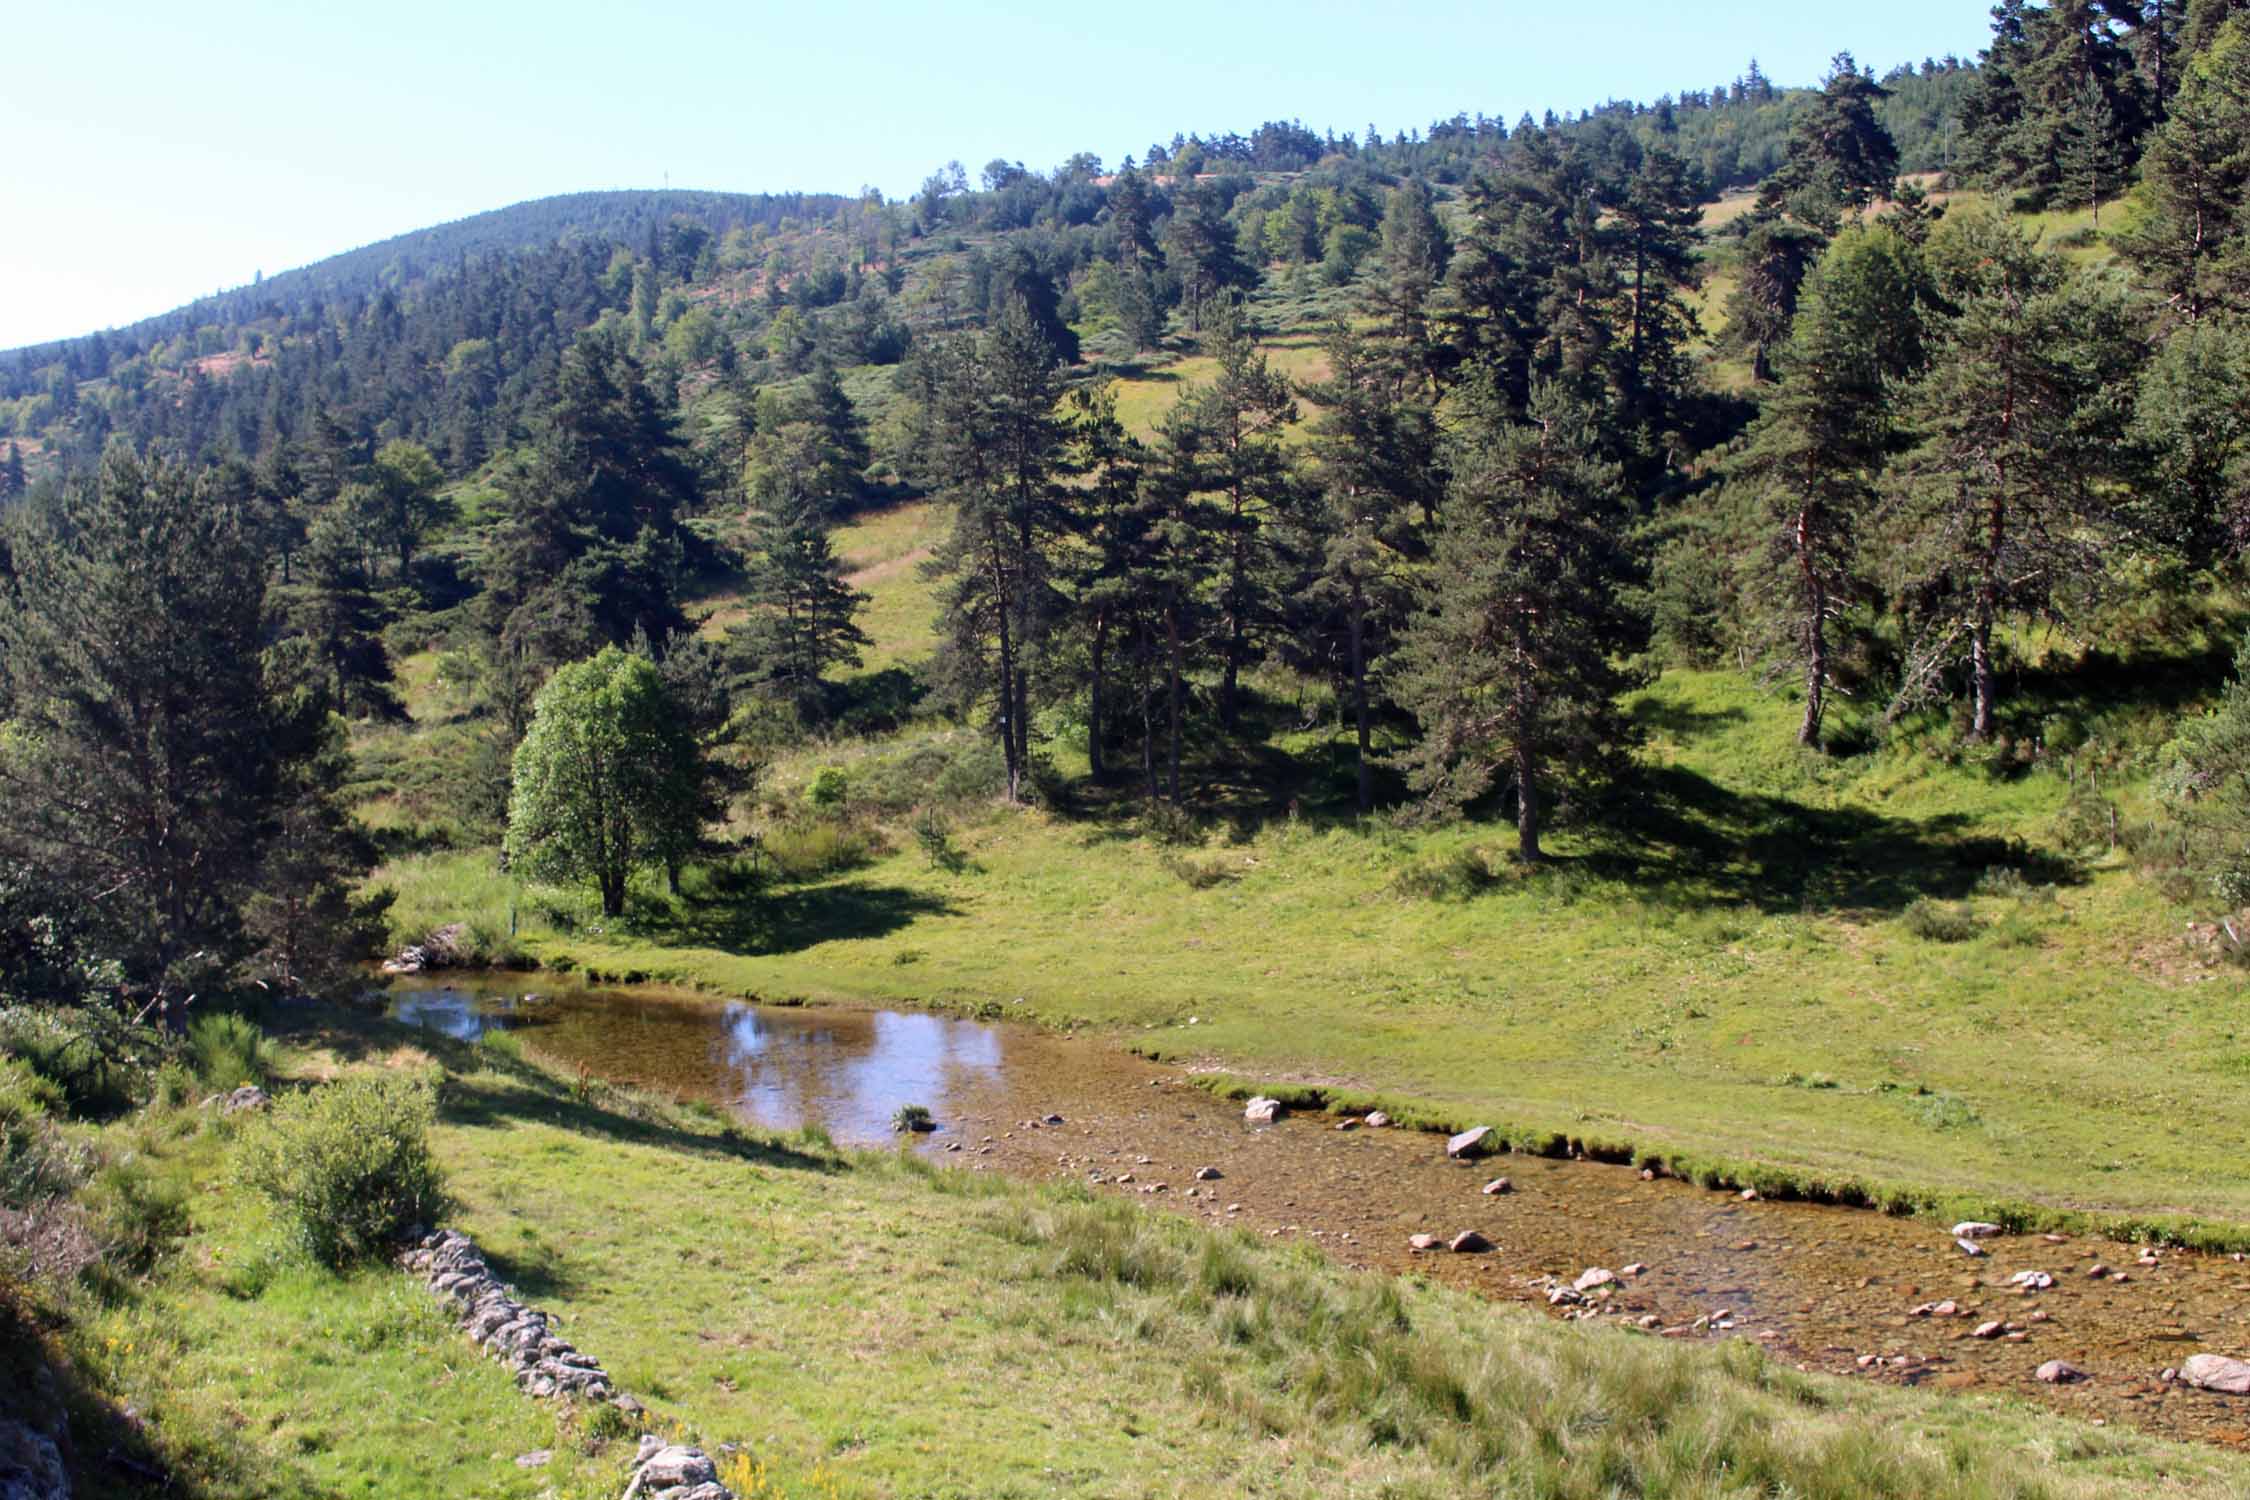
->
1058 383 1151 786
0 448 289 993
293 499 402 719
482 332 700 660
1162 184 1252 333
2129 317 2250 556
1392 387 1650 861
1727 219 1829 383
2117 15 2250 323
1885 209 2143 737
1756 54 1902 217
1736 227 1928 746
2060 72 2129 223
0 442 24 500
920 301 1072 801
1366 177 1451 398
1439 127 1599 416
1290 325 1429 809
725 489 871 721
744 359 872 522
1605 145 1706 478
1172 303 1300 728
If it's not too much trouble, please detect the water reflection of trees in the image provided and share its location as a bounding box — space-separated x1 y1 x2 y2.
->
719 1007 1002 1139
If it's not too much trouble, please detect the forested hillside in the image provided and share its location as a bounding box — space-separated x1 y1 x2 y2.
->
22 3 2250 1494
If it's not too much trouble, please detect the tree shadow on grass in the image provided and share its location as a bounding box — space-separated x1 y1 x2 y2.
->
478 1237 585 1302
1581 764 2081 915
1628 695 1751 740
625 879 959 959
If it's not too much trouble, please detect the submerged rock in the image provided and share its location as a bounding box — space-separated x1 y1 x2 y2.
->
1448 1230 1492 1254
2181 1354 2250 1395
1446 1126 1494 1159
2036 1361 2088 1384
1953 1221 2004 1240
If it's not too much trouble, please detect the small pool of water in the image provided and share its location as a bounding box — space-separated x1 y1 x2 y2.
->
382 973 2250 1450
389 977 1037 1142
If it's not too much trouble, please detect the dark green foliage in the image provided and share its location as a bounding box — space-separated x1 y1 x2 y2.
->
918 302 1072 802
2116 15 2250 324
1172 304 1300 729
744 359 872 521
1958 0 2152 195
1392 387 1650 861
186 1014 272 1093
1754 54 1902 219
234 1073 448 1268
2158 631 2250 903
2130 317 2250 555
1733 226 1928 745
0 449 291 993
727 489 872 723
481 333 701 667
1288 325 1430 809
1883 209 2144 737
1162 185 1255 334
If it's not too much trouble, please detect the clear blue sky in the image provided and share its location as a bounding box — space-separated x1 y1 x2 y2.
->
0 0 1994 349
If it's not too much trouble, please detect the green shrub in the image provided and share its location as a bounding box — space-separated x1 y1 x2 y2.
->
764 817 883 880
891 1103 934 1133
934 740 1008 804
0 1005 144 1117
1142 800 1203 847
0 1057 79 1209
187 1013 272 1092
1160 852 1235 890
806 766 851 808
1901 899 1977 943
85 1157 189 1273
151 1062 196 1110
235 1074 448 1268
913 809 967 873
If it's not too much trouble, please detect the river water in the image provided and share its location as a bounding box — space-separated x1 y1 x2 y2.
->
386 974 2250 1448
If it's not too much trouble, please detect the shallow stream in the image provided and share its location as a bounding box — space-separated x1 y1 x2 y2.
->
387 974 2250 1448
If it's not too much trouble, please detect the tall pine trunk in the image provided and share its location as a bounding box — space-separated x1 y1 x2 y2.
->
1165 604 1185 803
1349 596 1371 812
1088 614 1109 783
1796 502 1826 749
1512 636 1542 862
1514 737 1542 863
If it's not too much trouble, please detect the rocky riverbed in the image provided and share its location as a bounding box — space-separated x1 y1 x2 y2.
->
387 975 2250 1449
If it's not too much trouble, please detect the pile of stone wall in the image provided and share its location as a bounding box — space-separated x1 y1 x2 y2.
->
402 1228 749 1498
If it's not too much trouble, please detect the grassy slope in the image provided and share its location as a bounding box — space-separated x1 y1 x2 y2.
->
378 661 2250 1233
369 191 2236 1236
84 1019 2250 1498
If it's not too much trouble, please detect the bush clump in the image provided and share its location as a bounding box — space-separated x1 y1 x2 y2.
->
1160 852 1235 890
1901 899 1978 943
187 1012 272 1092
235 1073 448 1268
